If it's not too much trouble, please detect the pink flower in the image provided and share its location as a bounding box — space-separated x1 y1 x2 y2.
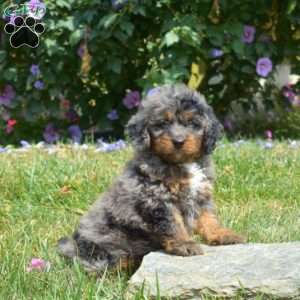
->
60 99 71 110
241 25 256 44
265 130 272 140
6 119 17 134
26 258 50 272
7 119 17 127
122 91 141 109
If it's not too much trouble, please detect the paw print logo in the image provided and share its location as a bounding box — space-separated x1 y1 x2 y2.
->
4 16 45 48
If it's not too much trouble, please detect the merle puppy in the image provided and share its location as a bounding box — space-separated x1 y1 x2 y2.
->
58 84 245 272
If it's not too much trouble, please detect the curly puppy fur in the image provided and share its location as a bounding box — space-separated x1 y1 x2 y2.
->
58 84 245 272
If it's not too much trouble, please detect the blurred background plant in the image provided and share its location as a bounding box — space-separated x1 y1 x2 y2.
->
0 0 299 145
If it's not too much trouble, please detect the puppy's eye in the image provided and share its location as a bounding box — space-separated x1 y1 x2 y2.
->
187 120 201 129
152 122 168 131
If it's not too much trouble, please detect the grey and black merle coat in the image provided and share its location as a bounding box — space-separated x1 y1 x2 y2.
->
58 84 245 272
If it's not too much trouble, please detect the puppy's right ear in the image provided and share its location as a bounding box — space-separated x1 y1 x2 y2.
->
125 109 150 151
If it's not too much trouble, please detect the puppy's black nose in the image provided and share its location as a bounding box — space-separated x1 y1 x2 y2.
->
173 139 185 148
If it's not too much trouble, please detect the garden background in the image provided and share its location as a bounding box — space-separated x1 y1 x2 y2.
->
0 0 300 145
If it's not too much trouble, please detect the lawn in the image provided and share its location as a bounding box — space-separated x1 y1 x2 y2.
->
1 141 300 300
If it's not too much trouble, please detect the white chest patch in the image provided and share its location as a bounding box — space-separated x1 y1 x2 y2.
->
184 163 207 197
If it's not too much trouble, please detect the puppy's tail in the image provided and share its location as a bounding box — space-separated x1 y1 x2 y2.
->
57 236 77 258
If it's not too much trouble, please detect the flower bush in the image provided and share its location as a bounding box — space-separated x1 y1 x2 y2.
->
0 0 300 144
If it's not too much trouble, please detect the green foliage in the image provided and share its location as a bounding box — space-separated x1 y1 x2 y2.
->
0 0 300 143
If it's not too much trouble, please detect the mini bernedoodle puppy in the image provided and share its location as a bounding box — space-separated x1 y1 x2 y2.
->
58 84 246 272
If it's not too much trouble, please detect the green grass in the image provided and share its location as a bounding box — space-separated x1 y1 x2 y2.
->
0 142 299 299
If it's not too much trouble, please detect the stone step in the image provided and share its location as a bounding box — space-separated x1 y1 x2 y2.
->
127 242 300 299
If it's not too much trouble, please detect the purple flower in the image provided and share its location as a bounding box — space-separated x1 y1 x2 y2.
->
241 25 256 44
77 44 84 58
30 64 40 76
283 89 296 103
294 95 300 106
0 85 16 106
263 141 273 149
147 87 161 96
34 80 44 90
223 118 233 131
26 258 50 272
107 109 119 121
256 139 274 149
96 139 126 152
256 57 273 77
0 147 7 153
210 48 224 58
9 14 17 24
43 123 59 143
26 0 47 20
68 125 82 143
122 91 141 109
28 0 43 5
111 0 128 10
20 140 31 148
233 139 246 147
65 109 79 122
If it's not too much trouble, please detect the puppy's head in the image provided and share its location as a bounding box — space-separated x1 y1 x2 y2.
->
126 84 222 163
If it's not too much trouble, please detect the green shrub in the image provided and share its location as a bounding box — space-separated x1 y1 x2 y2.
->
0 0 299 144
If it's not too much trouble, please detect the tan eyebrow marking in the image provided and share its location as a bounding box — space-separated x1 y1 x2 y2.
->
181 111 195 122
164 111 174 122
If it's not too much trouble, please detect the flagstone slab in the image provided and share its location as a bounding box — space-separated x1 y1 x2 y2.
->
127 242 300 299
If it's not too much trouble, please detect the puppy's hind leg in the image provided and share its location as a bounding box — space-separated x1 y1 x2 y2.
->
57 235 113 273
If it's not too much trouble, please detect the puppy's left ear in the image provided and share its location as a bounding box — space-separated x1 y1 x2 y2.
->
203 107 223 155
125 108 150 151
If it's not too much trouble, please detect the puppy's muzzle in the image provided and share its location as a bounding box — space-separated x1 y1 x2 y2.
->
172 137 185 149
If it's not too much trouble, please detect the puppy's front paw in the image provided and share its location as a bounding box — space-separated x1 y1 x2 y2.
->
165 240 204 256
207 228 246 245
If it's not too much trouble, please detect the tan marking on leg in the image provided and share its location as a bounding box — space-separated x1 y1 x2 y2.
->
117 255 142 273
162 209 203 256
162 209 190 250
195 210 246 245
173 209 191 240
